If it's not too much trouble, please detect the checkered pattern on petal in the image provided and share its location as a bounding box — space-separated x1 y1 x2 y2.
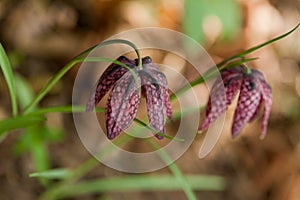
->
200 71 243 131
86 56 135 111
248 70 265 121
200 76 227 131
105 70 140 139
142 58 173 120
232 74 262 138
252 70 272 137
140 70 167 139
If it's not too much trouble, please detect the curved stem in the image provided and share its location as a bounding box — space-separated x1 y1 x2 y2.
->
170 57 257 102
102 39 142 69
216 23 300 69
22 39 141 114
170 23 300 102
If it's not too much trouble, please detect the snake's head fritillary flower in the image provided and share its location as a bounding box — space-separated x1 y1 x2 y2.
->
200 65 272 138
86 56 172 140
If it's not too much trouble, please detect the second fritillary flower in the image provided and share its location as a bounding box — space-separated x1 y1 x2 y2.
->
200 65 272 138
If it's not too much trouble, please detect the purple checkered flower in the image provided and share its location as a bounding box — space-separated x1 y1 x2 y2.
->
86 56 172 140
200 65 272 138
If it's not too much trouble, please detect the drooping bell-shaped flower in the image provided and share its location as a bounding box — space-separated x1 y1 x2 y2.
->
200 65 272 138
86 56 172 139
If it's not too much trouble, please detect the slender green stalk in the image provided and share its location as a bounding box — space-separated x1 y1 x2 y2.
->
170 23 299 102
170 57 257 101
0 115 46 137
23 60 76 114
23 39 142 114
75 39 142 66
134 118 184 141
29 168 72 180
22 57 136 114
27 106 104 115
0 43 18 116
147 140 198 200
28 105 182 141
216 22 300 68
41 175 225 199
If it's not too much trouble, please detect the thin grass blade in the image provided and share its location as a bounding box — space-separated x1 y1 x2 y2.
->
0 43 18 116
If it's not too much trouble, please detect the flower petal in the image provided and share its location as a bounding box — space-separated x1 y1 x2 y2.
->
200 76 227 131
253 70 272 137
200 74 242 131
247 70 272 137
140 71 167 139
232 75 262 138
105 70 140 139
248 70 266 121
260 81 272 137
163 88 173 120
142 57 173 120
86 56 135 111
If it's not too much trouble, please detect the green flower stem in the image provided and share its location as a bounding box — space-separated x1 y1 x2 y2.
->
170 23 300 102
147 140 198 200
217 22 300 69
170 57 257 102
83 57 142 94
23 39 141 114
23 60 76 114
27 106 104 115
133 118 184 141
28 105 182 141
75 39 142 68
22 57 136 115
41 175 225 199
245 65 252 74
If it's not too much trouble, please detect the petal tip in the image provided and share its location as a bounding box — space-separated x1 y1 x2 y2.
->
259 134 266 140
231 131 240 139
155 134 164 140
107 133 116 140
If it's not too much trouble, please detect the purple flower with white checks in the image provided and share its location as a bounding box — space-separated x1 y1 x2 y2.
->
86 56 172 140
200 65 272 138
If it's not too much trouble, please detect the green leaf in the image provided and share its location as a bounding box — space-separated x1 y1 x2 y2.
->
31 140 50 184
41 175 225 199
0 43 18 116
0 115 46 138
15 75 35 109
29 168 72 180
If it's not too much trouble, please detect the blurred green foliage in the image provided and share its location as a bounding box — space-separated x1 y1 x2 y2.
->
0 47 65 185
183 0 241 44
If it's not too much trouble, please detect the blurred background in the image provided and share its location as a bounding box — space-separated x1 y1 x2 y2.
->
0 0 300 199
